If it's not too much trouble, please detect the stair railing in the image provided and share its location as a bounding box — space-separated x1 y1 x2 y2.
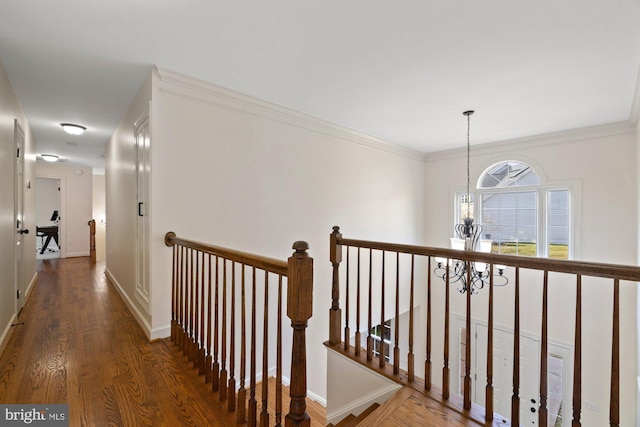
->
165 232 313 427
327 225 640 427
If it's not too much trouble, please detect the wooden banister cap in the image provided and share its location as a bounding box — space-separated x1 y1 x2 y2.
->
165 232 176 247
292 241 309 253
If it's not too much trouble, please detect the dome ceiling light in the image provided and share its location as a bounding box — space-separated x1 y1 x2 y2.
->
41 154 59 162
60 123 86 135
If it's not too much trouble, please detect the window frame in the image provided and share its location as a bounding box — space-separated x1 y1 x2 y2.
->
452 160 580 260
369 321 391 362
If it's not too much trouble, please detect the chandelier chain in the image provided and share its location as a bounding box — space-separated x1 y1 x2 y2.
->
466 112 470 211
463 110 474 218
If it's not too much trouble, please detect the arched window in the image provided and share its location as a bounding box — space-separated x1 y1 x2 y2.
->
456 160 571 259
478 161 540 188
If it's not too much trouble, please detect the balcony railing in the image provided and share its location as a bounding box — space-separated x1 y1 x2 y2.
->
326 226 640 427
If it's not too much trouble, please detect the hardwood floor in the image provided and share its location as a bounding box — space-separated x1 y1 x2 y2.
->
0 257 325 426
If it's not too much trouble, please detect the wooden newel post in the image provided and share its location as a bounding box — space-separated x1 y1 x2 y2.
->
286 241 313 427
329 226 342 346
88 220 96 263
165 232 177 342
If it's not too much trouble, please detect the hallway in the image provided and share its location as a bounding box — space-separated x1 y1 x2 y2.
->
0 258 254 426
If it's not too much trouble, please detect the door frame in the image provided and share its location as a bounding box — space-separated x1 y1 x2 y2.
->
35 176 64 258
134 111 150 312
37 175 67 259
14 120 25 313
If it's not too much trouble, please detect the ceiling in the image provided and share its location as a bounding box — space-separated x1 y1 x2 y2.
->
1 1 639 173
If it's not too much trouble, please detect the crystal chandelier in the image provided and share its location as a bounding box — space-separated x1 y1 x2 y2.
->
434 110 508 293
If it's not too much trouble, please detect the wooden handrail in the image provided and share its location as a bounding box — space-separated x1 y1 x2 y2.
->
165 232 312 427
335 236 640 281
165 232 288 276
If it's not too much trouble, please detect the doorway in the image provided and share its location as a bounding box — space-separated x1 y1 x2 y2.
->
35 178 61 260
473 324 540 425
455 319 570 426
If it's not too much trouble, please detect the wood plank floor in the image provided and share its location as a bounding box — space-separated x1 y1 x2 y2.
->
0 257 326 426
358 387 486 427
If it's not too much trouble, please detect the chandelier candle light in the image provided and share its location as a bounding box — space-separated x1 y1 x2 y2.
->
434 110 508 293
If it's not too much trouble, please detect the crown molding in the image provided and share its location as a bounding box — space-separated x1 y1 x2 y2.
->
154 67 424 161
424 121 637 163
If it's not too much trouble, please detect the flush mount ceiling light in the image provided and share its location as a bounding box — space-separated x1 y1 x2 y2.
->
60 123 86 135
41 154 59 162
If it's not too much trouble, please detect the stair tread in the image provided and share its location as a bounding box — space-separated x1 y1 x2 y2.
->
333 402 381 427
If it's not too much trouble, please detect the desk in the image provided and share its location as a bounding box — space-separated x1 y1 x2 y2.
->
37 226 59 254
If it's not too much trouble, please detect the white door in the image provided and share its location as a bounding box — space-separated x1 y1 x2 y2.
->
474 324 540 426
134 113 150 310
14 121 26 312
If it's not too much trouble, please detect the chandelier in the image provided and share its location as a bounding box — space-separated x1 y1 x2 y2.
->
434 110 508 293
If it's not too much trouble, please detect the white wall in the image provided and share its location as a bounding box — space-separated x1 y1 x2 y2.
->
36 177 59 226
105 73 152 332
424 124 638 426
0 58 36 353
139 68 425 401
36 162 92 258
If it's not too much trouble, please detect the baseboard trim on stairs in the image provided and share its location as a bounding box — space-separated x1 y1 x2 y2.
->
326 383 398 426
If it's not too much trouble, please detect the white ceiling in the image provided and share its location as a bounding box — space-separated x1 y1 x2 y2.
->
1 1 639 173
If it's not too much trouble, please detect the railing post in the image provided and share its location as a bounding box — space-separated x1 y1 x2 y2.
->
88 219 96 263
329 226 342 346
165 232 177 342
286 241 313 427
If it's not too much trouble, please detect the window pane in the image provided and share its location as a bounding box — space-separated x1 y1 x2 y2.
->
548 189 570 259
472 163 572 260
456 193 476 224
480 190 537 256
479 161 540 189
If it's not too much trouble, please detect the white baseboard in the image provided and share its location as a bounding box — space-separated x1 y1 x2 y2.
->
25 272 37 300
0 313 17 358
1 273 37 358
63 251 90 258
307 388 327 408
150 324 171 340
104 267 153 340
